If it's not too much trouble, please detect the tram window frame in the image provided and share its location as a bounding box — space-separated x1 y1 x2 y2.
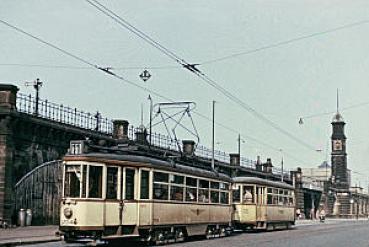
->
211 182 220 189
154 172 169 183
88 165 103 199
232 185 241 203
125 168 135 200
267 187 278 205
169 174 185 202
170 185 184 201
198 179 210 203
220 182 228 190
140 170 150 200
81 165 87 198
170 174 184 185
185 177 198 202
64 164 82 198
210 190 220 203
199 179 209 189
153 183 169 200
198 188 209 203
220 191 229 204
106 166 118 200
186 177 197 187
153 171 169 201
242 185 255 204
267 194 273 204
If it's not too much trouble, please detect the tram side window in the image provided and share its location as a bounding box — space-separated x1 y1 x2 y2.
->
88 166 103 198
170 174 184 201
106 167 118 199
210 182 220 204
233 186 241 203
220 192 229 204
267 194 273 204
267 187 275 205
243 186 254 204
125 169 135 200
153 172 169 200
199 180 209 203
170 185 184 201
64 165 81 198
211 191 219 203
81 165 87 198
185 177 197 202
140 170 150 199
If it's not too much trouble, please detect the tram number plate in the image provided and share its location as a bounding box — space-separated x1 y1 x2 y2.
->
278 209 284 214
62 219 74 225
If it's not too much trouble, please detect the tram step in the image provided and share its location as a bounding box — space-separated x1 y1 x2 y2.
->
101 234 140 240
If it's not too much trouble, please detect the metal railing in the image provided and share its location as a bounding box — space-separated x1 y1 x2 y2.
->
127 126 257 169
16 93 113 134
15 93 287 177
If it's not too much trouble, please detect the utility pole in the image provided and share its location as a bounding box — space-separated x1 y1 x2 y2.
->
238 134 241 158
148 95 153 146
211 100 215 170
25 78 43 116
280 149 284 182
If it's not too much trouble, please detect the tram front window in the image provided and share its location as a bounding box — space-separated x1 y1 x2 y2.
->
64 165 82 198
89 166 103 198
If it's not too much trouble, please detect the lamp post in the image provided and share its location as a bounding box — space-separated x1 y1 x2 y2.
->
148 95 153 146
350 197 359 220
279 149 284 182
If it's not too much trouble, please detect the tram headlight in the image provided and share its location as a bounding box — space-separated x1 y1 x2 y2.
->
64 207 73 219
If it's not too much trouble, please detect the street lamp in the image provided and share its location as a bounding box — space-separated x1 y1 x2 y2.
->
350 198 359 220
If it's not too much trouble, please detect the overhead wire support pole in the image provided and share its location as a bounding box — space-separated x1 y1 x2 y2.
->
25 78 43 116
212 100 215 170
148 95 153 146
238 134 241 158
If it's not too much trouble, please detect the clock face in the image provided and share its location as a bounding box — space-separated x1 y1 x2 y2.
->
333 140 342 151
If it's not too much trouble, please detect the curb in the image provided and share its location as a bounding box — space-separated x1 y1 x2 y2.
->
0 237 61 247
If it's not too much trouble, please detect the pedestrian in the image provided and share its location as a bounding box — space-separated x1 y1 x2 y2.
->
310 208 315 220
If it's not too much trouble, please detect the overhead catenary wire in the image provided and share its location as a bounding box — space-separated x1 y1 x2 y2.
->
0 63 180 70
83 0 321 154
0 18 310 166
300 100 369 121
200 19 369 65
84 0 186 65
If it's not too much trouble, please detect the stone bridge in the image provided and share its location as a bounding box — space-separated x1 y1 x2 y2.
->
0 84 119 222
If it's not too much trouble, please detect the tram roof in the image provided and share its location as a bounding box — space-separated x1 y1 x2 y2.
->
65 152 232 182
232 176 294 190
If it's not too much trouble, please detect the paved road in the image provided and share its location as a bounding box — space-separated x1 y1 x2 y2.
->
22 221 369 247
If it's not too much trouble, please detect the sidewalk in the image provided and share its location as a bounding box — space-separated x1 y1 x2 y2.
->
295 218 369 226
0 225 60 246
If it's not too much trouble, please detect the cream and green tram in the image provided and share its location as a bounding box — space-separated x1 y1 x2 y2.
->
232 177 295 230
60 142 233 243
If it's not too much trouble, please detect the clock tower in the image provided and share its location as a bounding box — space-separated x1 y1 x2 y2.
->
331 111 349 190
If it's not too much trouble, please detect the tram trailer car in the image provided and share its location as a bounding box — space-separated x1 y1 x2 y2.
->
232 177 295 231
60 141 233 244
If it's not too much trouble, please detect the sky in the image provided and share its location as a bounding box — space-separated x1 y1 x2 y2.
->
1 0 369 186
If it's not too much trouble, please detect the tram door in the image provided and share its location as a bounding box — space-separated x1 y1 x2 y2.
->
105 166 121 227
121 168 138 226
256 187 264 221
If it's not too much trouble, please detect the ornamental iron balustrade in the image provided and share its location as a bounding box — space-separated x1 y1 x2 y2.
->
16 93 113 134
15 93 289 177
